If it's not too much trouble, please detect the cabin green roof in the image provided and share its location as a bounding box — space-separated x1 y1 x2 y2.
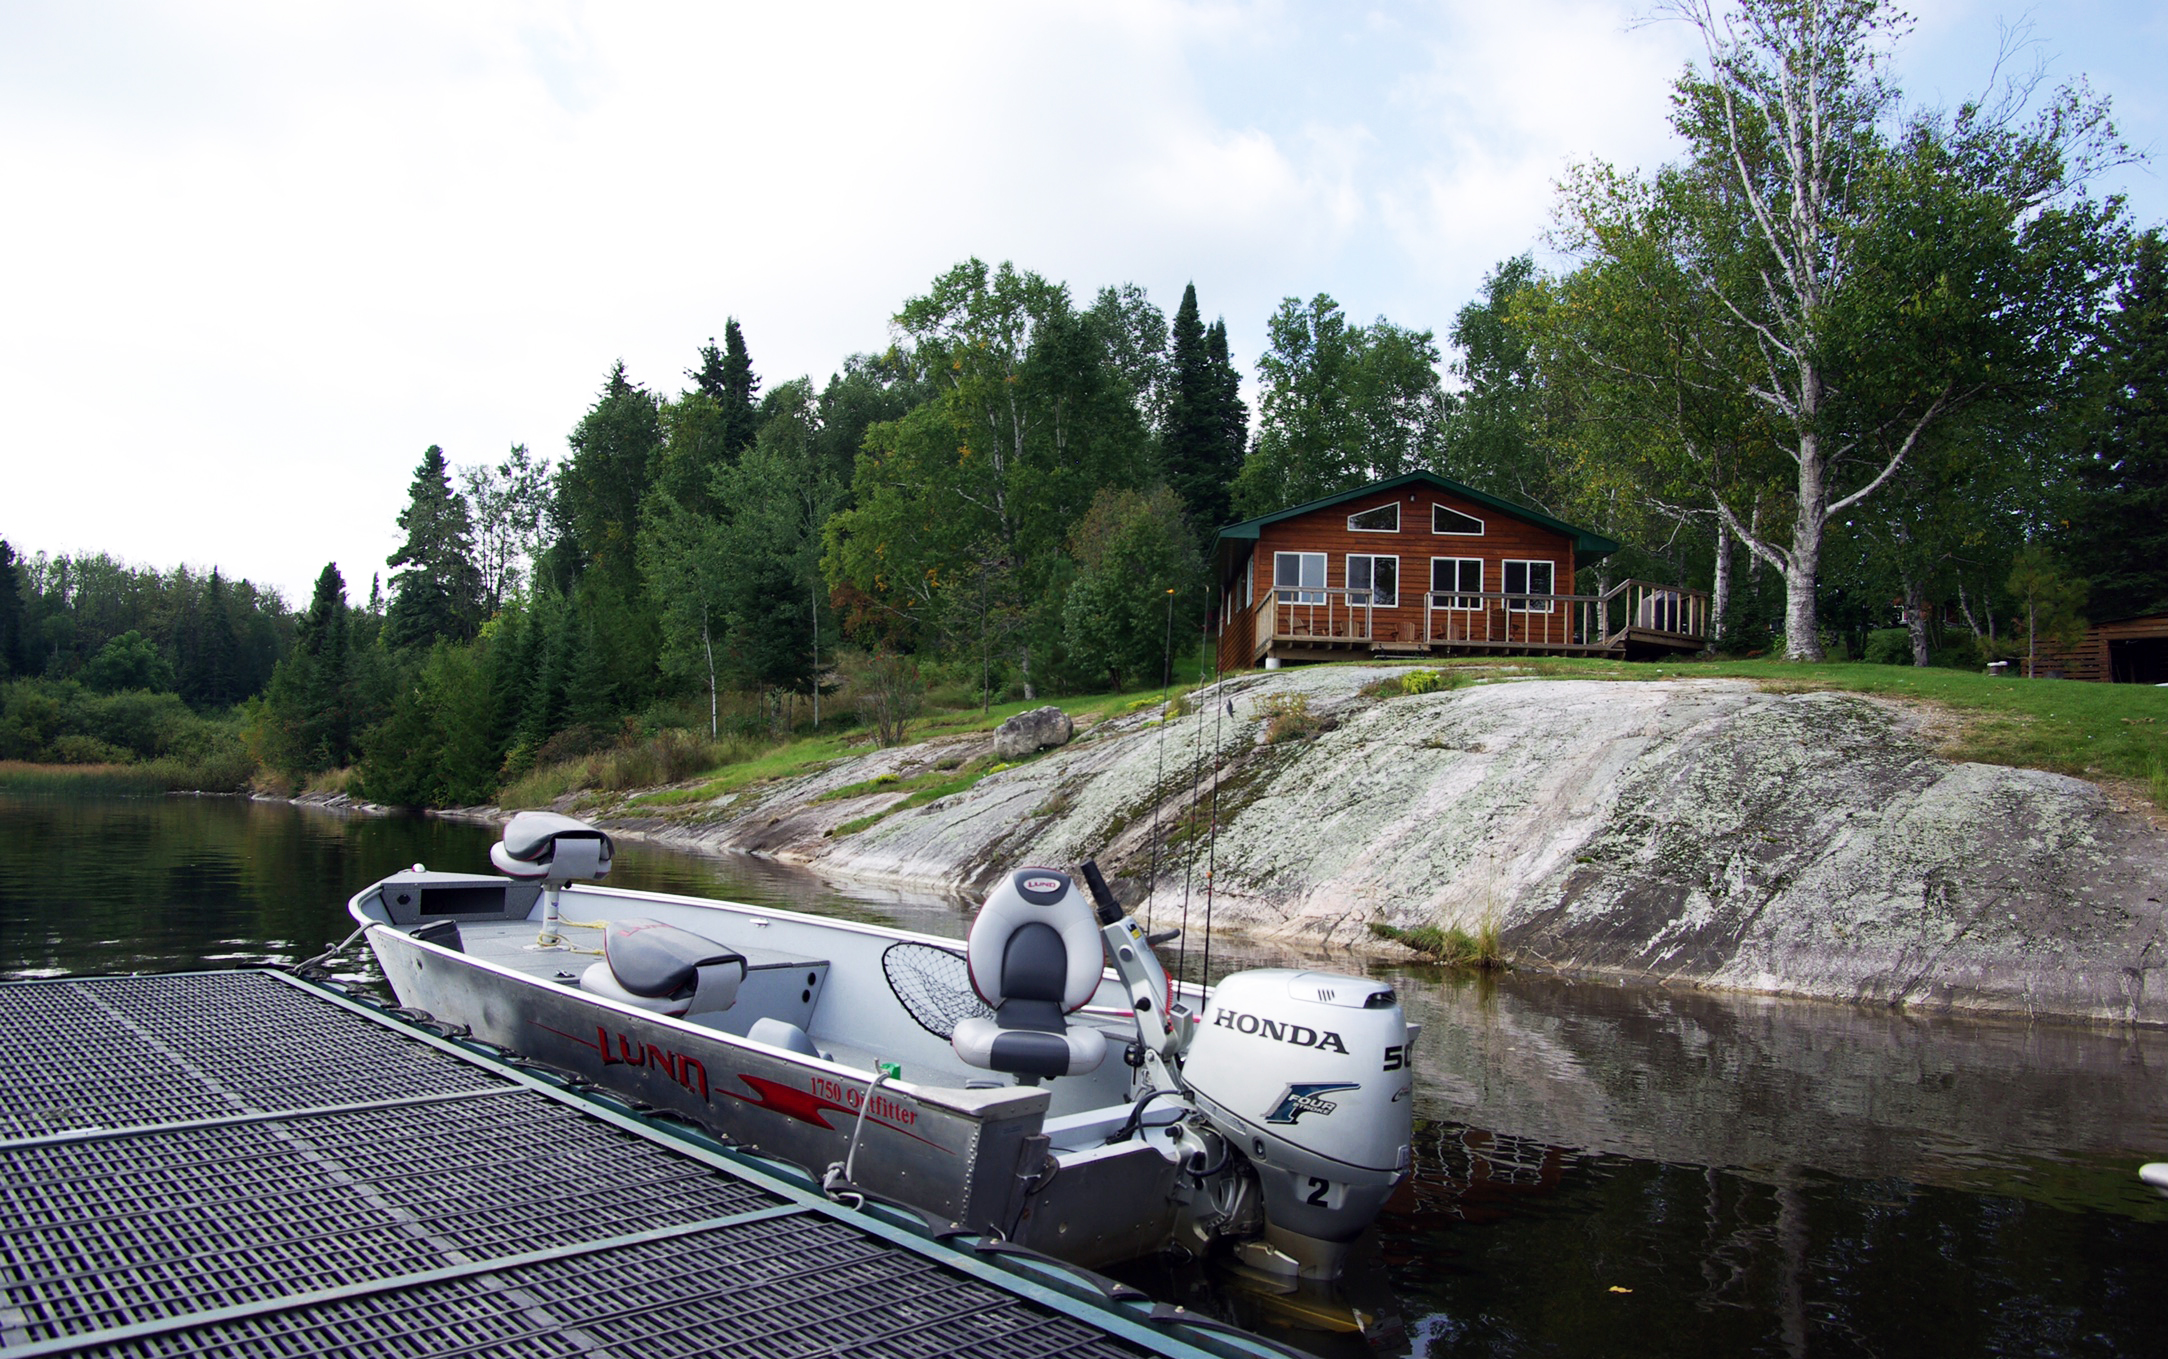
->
1211 470 1621 565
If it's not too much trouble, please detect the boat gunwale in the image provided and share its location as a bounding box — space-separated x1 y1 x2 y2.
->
349 888 1059 1122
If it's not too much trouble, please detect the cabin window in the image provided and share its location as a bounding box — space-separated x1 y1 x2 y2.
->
1274 551 1326 604
1502 559 1555 612
1347 503 1399 533
1432 504 1484 535
1430 557 1483 610
1345 554 1399 608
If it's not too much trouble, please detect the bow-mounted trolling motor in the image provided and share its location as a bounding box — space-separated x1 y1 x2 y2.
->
1025 858 1414 1283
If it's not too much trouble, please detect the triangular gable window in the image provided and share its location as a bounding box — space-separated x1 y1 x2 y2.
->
1432 504 1483 535
1347 503 1399 533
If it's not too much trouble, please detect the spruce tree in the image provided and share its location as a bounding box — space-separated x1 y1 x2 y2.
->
2066 232 2168 621
385 445 483 650
1160 285 1223 534
0 540 25 677
718 319 761 459
261 564 355 770
1204 319 1250 517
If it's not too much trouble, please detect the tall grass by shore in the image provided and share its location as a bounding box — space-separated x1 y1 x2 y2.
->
0 751 256 796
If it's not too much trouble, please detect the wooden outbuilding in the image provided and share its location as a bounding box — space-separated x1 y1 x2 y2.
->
1212 471 1709 671
2025 614 2168 682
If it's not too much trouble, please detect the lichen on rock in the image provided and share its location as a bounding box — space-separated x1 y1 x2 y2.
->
586 665 2168 1025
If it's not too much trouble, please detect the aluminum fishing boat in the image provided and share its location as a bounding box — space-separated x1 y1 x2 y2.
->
351 812 1414 1281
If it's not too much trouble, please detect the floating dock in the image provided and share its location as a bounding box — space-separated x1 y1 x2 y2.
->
0 970 1281 1358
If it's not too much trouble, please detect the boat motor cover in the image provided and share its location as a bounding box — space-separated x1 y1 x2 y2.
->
951 870 1107 1078
582 918 745 1015
489 811 614 885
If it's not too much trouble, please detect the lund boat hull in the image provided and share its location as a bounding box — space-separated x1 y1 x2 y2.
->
353 873 1184 1268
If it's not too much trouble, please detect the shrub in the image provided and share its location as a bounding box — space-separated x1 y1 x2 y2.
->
839 650 926 747
1255 692 1327 743
1361 668 1464 699
1863 628 1913 665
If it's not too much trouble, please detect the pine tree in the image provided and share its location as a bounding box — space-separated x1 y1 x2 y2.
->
385 445 483 650
2065 232 2168 621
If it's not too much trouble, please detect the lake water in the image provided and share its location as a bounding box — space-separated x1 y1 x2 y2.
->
5 790 2165 1357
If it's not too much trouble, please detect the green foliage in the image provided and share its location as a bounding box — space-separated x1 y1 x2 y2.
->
2063 232 2168 621
459 444 552 615
384 445 483 651
5 549 288 707
1359 667 1464 698
79 630 174 694
1254 691 1326 744
1535 0 2126 660
255 564 365 773
0 678 254 788
837 650 925 747
1162 284 1248 537
1230 294 1451 518
0 541 28 678
1369 919 1505 969
1059 486 1206 690
824 259 1156 699
2007 545 2090 673
1863 629 1914 665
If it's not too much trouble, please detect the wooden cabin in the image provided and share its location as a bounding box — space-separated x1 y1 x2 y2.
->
1212 471 1709 671
2023 614 2168 683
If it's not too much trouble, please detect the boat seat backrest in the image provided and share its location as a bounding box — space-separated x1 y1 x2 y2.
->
489 811 613 886
951 870 1107 1079
579 918 744 1016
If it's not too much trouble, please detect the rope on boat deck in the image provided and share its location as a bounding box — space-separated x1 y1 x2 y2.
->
821 1069 891 1206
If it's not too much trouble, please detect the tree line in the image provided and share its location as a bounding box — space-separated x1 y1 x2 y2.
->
9 0 2160 803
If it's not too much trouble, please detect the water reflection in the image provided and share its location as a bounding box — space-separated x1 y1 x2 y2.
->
6 792 2166 1356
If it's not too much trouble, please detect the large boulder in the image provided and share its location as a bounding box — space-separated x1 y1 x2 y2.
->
994 706 1074 761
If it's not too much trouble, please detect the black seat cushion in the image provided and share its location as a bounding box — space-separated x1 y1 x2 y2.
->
1000 922 1069 1006
604 919 744 999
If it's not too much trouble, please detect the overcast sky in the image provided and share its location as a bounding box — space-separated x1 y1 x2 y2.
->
4 0 2162 606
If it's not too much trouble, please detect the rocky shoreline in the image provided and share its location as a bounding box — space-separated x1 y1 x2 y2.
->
404 667 2168 1027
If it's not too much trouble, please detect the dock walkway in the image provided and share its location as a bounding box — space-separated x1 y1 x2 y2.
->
0 970 1269 1358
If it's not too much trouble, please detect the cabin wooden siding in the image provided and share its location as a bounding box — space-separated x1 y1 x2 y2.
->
1216 486 1577 670
2025 614 2168 682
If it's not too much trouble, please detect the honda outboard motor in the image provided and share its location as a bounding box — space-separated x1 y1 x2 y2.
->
1065 859 1413 1282
1182 969 1414 1280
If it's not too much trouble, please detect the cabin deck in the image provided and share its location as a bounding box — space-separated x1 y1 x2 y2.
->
1245 578 1710 666
0 969 1262 1358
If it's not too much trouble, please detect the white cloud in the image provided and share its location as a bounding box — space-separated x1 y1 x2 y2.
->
0 0 2157 604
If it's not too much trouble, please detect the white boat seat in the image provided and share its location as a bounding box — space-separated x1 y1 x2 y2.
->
580 918 743 1016
490 811 613 886
951 869 1107 1079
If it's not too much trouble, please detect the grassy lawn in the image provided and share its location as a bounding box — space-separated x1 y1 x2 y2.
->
568 650 2168 820
615 680 1198 818
1359 654 2168 795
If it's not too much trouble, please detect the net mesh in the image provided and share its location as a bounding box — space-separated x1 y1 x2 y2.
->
881 942 991 1040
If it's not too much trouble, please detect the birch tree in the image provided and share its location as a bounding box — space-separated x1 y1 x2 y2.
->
1550 0 2125 658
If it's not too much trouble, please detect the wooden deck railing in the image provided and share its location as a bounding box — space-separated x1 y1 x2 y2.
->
1250 578 1711 654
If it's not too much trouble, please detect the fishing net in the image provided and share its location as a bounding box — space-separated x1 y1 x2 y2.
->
882 941 992 1040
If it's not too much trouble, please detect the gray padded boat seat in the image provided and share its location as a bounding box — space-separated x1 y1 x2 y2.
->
490 811 613 886
951 869 1107 1079
580 918 744 1017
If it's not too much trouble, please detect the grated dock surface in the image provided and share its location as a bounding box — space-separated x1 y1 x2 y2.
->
0 971 1217 1358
